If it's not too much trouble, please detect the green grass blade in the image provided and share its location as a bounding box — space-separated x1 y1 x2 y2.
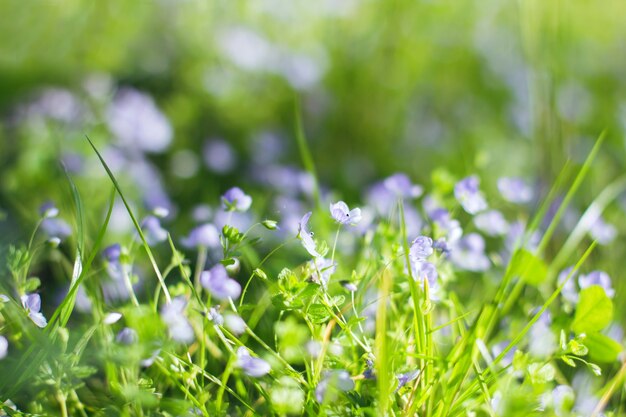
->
85 135 172 305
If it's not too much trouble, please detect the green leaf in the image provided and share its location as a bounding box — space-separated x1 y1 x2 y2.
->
308 304 330 324
572 285 613 333
510 249 547 285
584 332 623 363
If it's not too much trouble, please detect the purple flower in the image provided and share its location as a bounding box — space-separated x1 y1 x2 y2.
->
589 217 617 245
395 370 420 392
21 294 47 328
309 258 337 287
410 236 434 259
237 347 270 377
411 261 438 286
579 271 614 298
329 201 362 226
474 210 509 236
383 173 423 199
454 176 488 214
141 216 168 246
449 233 490 272
39 201 59 218
161 296 195 344
116 327 138 345
181 224 220 249
224 314 247 335
557 267 579 304
200 264 242 300
208 307 224 325
222 187 252 212
41 218 72 240
0 336 8 360
315 370 355 402
102 244 122 263
497 177 533 204
203 139 237 174
297 212 322 258
106 88 173 153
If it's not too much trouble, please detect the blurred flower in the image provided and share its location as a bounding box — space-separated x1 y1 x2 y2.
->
454 176 488 214
297 212 322 258
552 385 575 417
579 271 614 298
557 267 579 304
497 177 533 204
203 139 237 174
116 327 138 345
21 294 47 328
181 224 220 249
473 210 509 236
200 264 242 300
141 216 168 246
529 310 556 358
41 218 72 241
106 88 172 153
329 201 362 226
315 370 354 402
222 187 252 212
237 347 270 377
383 173 423 199
208 307 224 325
309 258 336 287
102 244 125 281
341 281 358 292
161 297 195 344
395 370 420 392
224 313 247 335
366 173 422 216
449 233 490 272
0 336 8 360
410 236 434 259
39 201 59 218
589 216 617 245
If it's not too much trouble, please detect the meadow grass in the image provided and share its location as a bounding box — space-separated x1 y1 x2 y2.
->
0 131 624 417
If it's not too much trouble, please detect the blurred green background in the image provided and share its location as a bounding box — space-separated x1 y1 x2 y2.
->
1 0 626 240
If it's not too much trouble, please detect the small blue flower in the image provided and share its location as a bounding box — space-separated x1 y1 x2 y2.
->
589 216 617 245
329 201 362 226
297 212 322 258
222 187 252 212
579 271 614 298
21 294 47 328
181 223 220 249
161 296 195 344
454 176 488 214
237 346 270 377
116 327 138 345
395 369 420 392
449 233 490 272
41 218 72 241
200 264 242 300
224 313 246 335
315 370 355 402
141 216 168 246
473 210 509 236
383 173 423 198
557 267 579 304
102 244 122 263
410 236 434 259
39 201 59 218
309 258 337 287
497 177 533 204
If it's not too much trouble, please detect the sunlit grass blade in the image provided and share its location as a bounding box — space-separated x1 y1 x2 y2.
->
85 135 172 305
